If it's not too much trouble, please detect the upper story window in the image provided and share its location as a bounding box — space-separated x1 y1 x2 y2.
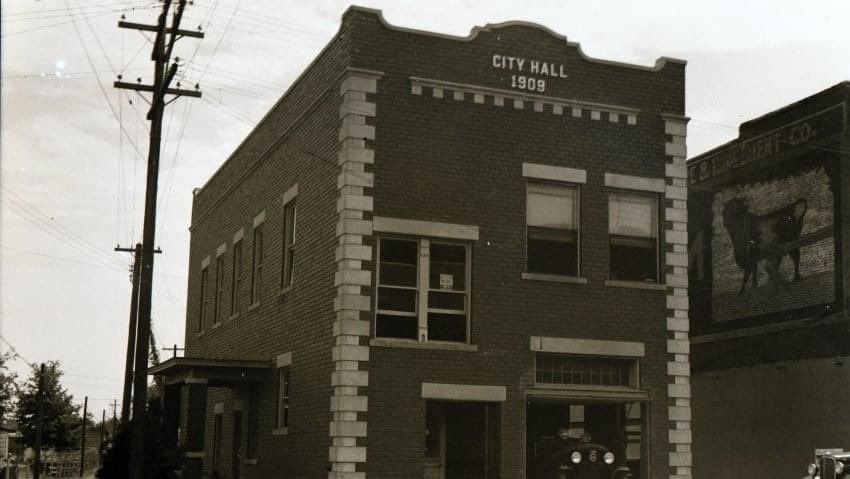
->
608 192 658 282
198 265 209 332
213 254 225 324
526 182 579 277
250 223 264 305
281 198 297 289
230 239 243 316
375 237 470 343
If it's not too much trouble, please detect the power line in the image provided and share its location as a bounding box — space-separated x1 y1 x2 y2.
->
3 0 151 18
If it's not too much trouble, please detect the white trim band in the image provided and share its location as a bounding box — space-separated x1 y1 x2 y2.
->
421 383 507 402
531 336 645 357
373 216 479 241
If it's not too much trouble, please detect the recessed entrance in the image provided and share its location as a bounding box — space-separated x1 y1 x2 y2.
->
425 401 500 479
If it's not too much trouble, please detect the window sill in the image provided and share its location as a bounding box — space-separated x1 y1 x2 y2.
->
247 301 261 313
227 313 240 322
522 273 588 284
244 459 258 465
278 285 294 298
272 427 288 436
370 338 478 352
604 280 666 291
211 322 222 330
196 330 205 337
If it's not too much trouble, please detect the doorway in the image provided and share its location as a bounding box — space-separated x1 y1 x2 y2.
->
425 401 500 479
231 410 242 479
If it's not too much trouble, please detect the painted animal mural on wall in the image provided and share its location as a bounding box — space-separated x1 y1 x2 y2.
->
722 197 807 295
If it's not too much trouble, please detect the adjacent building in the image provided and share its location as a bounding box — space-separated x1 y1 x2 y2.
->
152 6 691 478
688 82 850 478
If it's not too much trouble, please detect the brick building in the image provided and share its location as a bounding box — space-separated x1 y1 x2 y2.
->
688 82 850 478
152 6 692 478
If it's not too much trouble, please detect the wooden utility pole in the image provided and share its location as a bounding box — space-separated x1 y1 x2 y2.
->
80 396 88 477
33 363 45 479
114 2 202 477
115 243 160 423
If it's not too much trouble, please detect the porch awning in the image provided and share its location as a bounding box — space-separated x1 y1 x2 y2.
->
149 357 270 387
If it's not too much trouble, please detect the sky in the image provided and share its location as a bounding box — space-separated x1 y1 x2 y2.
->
1 0 849 419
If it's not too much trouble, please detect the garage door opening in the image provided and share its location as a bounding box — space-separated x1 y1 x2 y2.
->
526 399 644 479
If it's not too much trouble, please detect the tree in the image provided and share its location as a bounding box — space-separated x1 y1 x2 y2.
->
0 351 18 422
15 361 81 450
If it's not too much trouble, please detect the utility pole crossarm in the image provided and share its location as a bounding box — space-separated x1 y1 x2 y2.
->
113 81 202 98
118 20 204 39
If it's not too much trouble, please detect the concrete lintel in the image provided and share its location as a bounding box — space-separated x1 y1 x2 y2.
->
421 383 506 402
522 162 587 184
373 216 479 241
531 336 645 357
604 173 665 193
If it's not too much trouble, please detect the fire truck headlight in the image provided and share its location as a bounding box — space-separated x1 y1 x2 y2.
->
603 452 615 465
835 461 844 474
807 463 818 476
570 451 582 464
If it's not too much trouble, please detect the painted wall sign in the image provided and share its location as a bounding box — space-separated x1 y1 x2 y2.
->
491 54 568 93
703 165 835 323
689 105 845 186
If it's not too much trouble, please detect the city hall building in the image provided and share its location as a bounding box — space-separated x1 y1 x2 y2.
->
688 82 850 478
151 6 691 479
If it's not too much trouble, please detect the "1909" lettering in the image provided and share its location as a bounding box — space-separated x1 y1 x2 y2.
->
511 75 545 93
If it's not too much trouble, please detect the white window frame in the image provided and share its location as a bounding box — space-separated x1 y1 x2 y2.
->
375 236 472 344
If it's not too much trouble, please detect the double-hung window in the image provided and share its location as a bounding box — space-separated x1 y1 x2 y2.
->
281 199 296 289
230 240 243 315
276 367 290 430
526 182 579 277
213 254 225 324
198 265 209 332
250 224 264 305
608 192 658 282
375 237 470 343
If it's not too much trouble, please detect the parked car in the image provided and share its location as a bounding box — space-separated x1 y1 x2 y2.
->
806 450 850 479
529 429 632 479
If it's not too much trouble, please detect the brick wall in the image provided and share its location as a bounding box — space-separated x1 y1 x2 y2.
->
183 21 350 479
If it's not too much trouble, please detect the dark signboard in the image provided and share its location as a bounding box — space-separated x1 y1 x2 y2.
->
689 105 844 186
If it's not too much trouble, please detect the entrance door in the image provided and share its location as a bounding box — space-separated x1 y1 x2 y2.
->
425 402 500 479
231 410 242 479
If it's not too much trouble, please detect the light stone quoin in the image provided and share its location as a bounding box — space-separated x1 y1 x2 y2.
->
663 115 692 479
328 69 382 479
